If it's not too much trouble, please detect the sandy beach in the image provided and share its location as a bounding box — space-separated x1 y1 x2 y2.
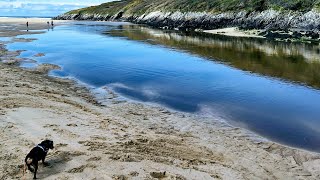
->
203 27 264 38
1 18 320 180
0 18 68 37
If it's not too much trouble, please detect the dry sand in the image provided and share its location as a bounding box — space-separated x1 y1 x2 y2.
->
1 18 320 180
204 27 264 38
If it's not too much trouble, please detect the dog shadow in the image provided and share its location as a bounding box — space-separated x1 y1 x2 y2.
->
35 150 77 178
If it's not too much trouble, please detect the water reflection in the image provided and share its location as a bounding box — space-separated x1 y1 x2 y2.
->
109 26 320 89
7 23 320 152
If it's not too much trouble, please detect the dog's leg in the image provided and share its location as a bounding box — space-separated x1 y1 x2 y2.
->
42 156 49 166
27 164 34 172
25 156 34 172
33 161 38 179
26 160 34 173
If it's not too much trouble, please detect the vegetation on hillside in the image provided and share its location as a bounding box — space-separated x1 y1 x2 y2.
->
67 0 320 16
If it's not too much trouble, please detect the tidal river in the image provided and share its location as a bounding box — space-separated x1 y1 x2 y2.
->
7 21 320 152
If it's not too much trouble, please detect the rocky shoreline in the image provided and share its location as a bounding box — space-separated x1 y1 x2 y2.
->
55 9 320 41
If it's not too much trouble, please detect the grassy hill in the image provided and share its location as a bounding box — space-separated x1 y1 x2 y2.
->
56 0 320 36
67 0 320 16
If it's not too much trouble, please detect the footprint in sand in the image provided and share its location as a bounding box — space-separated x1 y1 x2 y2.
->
43 124 59 128
53 128 79 138
87 156 102 161
66 164 96 173
44 124 79 138
90 135 107 141
112 175 128 180
55 143 68 149
150 171 186 180
99 120 110 129
66 123 78 127
129 171 139 177
150 171 167 179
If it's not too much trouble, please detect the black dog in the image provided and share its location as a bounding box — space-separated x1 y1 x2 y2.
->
25 140 54 179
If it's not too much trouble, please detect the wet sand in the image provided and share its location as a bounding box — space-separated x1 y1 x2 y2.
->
0 18 67 37
1 18 320 180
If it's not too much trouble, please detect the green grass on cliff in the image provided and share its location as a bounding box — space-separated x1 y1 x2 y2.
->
66 0 320 16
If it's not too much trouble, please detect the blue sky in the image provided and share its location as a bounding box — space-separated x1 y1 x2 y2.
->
0 0 111 17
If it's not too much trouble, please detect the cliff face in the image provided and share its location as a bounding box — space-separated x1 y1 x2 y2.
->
54 0 320 35
56 10 320 31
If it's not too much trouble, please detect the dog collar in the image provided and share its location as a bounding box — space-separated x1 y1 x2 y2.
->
36 145 48 153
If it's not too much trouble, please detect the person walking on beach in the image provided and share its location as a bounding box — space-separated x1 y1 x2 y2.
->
51 21 54 27
47 21 50 26
26 21 29 27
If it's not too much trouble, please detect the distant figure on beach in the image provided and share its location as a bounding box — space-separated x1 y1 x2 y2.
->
47 21 50 31
51 21 54 26
26 22 29 27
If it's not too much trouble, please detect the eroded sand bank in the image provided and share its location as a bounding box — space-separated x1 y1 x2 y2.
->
1 18 320 180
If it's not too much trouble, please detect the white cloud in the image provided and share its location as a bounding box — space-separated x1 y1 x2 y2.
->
0 0 112 17
0 0 106 7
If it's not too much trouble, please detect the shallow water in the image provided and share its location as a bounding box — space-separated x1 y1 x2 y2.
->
7 21 320 152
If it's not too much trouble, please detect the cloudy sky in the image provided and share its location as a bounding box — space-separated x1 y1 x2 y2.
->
0 0 110 17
